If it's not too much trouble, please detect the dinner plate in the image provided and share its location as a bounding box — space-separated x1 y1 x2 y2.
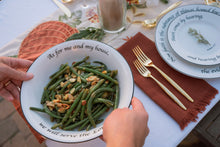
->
167 10 220 65
155 4 220 79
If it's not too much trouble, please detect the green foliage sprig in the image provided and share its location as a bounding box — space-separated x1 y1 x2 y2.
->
66 27 105 42
160 0 169 4
188 28 210 45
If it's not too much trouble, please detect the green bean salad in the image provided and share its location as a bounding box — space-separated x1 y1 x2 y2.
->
30 56 119 131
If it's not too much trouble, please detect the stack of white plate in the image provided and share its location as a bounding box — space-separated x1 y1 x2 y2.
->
155 4 220 79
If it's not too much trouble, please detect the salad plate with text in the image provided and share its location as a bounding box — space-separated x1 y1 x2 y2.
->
155 4 220 78
167 10 220 65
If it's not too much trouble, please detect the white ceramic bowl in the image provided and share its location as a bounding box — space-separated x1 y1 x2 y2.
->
20 39 134 143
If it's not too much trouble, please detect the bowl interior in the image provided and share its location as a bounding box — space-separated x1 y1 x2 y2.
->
20 39 133 143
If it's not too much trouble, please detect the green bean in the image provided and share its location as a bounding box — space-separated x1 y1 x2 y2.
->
93 106 108 119
71 82 81 89
93 61 107 70
114 85 119 109
64 89 89 127
80 106 86 121
72 104 105 131
91 88 114 99
110 70 118 78
59 81 71 94
72 84 82 95
45 66 70 89
81 64 105 69
97 28 105 41
96 119 104 125
49 90 56 100
32 56 120 131
93 98 114 107
41 89 47 104
78 104 104 131
60 100 73 105
86 119 104 131
80 79 105 120
49 63 68 79
66 30 90 41
48 78 65 91
83 73 94 78
44 104 63 119
51 122 62 129
45 89 50 101
87 87 114 127
78 119 90 131
69 82 81 94
64 117 89 130
72 56 89 67
79 106 108 131
82 82 91 89
69 66 87 83
66 103 103 130
61 89 84 124
76 66 118 85
92 72 116 98
30 107 45 113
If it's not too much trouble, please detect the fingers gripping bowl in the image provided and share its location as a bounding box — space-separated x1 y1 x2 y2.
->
20 40 134 143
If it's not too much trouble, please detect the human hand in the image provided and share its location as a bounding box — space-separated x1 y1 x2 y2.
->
102 97 149 147
0 57 34 101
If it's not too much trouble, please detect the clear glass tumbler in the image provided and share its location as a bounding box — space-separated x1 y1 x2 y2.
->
97 0 127 33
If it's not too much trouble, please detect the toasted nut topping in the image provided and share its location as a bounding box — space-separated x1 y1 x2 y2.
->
55 94 62 100
48 106 54 111
46 101 55 107
67 84 72 89
71 73 77 78
58 107 66 113
64 74 69 80
86 76 99 82
69 78 76 83
63 94 69 100
64 93 74 100
53 99 61 103
82 100 87 106
70 88 75 94
56 103 62 107
60 82 65 87
77 76 81 83
102 70 107 74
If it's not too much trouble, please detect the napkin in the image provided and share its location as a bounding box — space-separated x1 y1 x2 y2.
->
117 32 218 130
12 21 78 143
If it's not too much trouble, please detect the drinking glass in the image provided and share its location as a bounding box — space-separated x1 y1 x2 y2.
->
97 0 127 33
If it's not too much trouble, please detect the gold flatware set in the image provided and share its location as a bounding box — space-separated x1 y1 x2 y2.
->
133 45 194 110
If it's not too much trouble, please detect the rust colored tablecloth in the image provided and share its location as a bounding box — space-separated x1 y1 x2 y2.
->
117 32 218 130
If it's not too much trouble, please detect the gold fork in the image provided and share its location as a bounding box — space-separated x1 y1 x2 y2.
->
134 60 187 111
133 45 194 103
